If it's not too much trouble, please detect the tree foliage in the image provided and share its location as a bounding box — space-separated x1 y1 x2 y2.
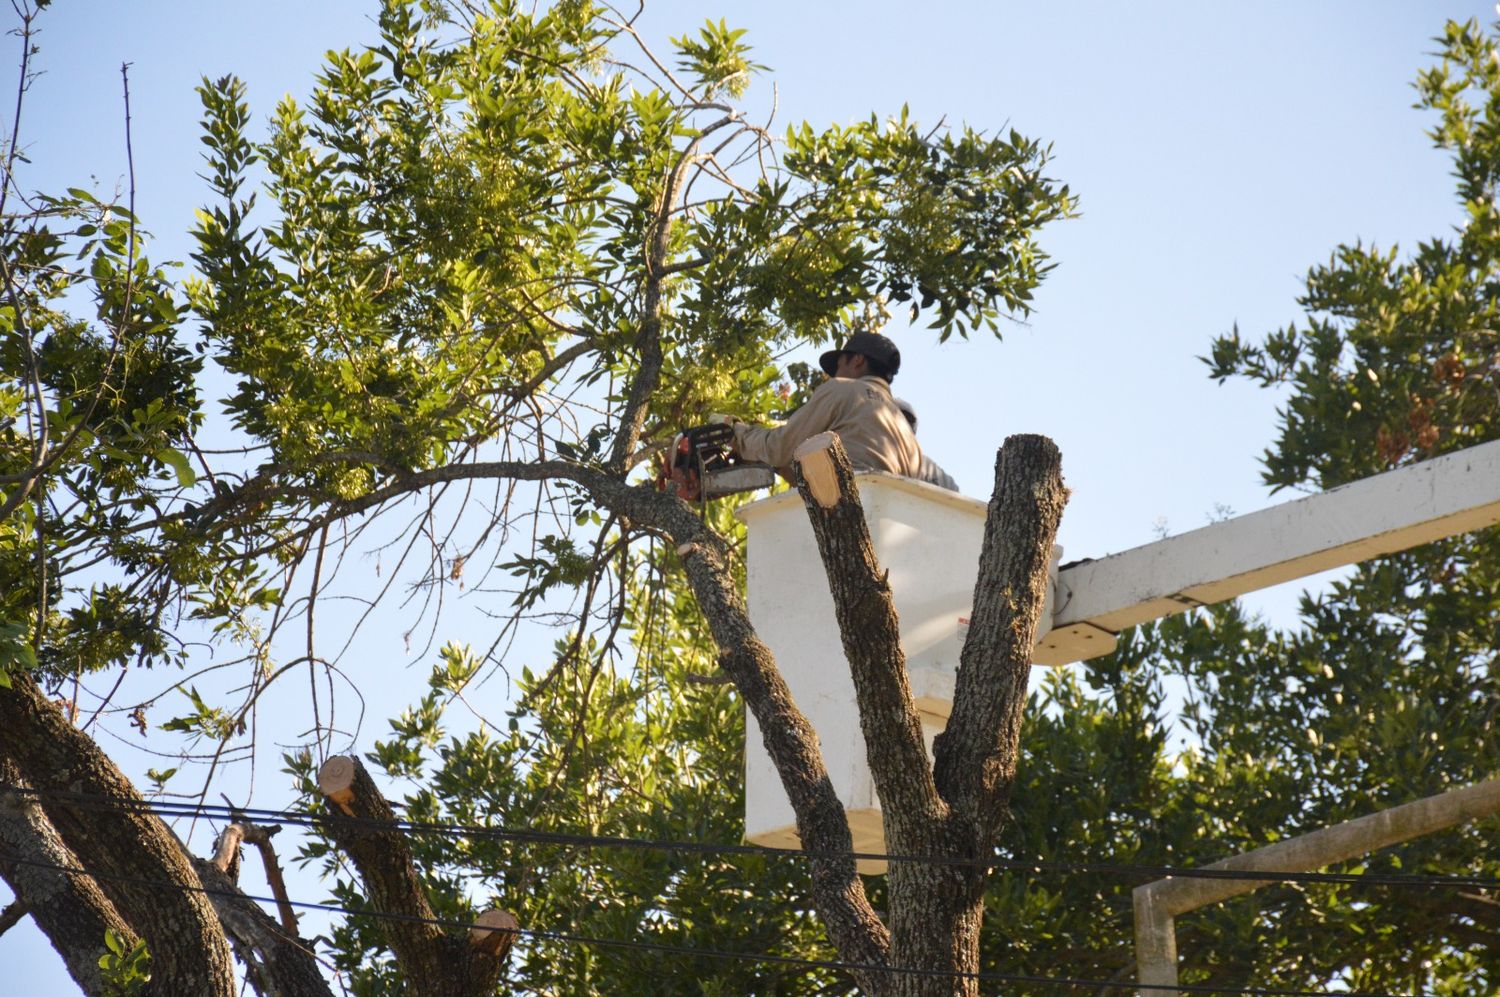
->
188 0 1069 507
10 2 1500 993
2 1 1076 994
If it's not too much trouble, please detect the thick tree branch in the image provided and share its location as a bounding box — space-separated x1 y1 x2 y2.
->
0 759 131 997
934 434 1066 831
316 756 515 996
191 855 334 997
0 677 236 996
791 433 946 842
203 454 694 564
673 529 892 992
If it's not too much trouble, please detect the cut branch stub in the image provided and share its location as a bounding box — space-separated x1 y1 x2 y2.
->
211 823 246 877
218 819 300 935
314 754 511 997
469 908 520 959
317 755 357 814
792 432 841 509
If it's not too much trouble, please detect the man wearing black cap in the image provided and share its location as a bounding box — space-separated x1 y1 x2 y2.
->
730 331 922 479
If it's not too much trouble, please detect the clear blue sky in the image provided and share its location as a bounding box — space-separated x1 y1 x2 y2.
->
7 1 1495 990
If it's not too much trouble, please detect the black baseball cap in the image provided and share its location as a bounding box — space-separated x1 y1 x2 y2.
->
819 331 902 380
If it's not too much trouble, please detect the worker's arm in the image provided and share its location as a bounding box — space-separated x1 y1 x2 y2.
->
732 380 852 470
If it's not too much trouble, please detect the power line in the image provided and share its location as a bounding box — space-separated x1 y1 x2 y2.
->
10 785 1500 893
0 852 1428 997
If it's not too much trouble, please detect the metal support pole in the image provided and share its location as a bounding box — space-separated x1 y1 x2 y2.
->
1133 778 1500 994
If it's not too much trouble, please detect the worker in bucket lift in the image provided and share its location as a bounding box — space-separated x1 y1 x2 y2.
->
893 397 960 492
727 331 923 479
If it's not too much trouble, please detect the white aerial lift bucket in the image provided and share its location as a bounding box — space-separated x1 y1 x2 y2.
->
737 440 1500 873
736 473 1062 874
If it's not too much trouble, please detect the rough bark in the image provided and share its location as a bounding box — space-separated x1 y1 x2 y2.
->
3 730 332 995
0 676 237 996
792 434 947 841
192 855 334 997
925 434 1065 995
315 755 512 997
794 434 1066 996
0 758 132 997
935 435 1066 821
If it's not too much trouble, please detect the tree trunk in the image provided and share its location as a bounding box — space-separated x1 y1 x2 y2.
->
793 433 1067 995
0 759 133 997
0 676 237 996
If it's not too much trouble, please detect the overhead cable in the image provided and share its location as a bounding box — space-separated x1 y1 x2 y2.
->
9 785 1499 892
0 852 1427 997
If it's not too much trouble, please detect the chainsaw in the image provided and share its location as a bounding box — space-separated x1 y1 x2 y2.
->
660 422 776 502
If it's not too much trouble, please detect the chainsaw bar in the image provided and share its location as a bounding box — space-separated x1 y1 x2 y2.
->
664 423 775 501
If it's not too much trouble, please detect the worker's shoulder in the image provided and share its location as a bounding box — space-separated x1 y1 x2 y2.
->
816 376 891 400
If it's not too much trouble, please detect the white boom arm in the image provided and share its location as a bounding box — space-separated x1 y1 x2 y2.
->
1033 438 1500 667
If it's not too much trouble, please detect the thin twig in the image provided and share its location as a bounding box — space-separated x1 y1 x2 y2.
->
307 525 329 764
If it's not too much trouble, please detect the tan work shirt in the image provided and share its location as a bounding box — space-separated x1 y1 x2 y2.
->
733 376 923 478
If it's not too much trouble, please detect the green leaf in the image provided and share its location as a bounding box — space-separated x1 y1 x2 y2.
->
155 449 197 487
